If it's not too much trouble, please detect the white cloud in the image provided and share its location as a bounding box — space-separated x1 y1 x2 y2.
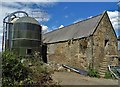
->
107 11 118 19
107 11 119 30
1 2 23 9
42 25 49 31
41 25 49 33
28 9 51 22
1 2 55 22
88 16 93 18
0 33 3 37
73 18 82 23
74 16 93 24
2 0 59 2
59 25 64 28
0 2 55 52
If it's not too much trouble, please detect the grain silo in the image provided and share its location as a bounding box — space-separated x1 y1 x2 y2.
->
2 11 42 56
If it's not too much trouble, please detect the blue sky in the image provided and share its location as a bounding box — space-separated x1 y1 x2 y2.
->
0 2 120 51
39 2 118 31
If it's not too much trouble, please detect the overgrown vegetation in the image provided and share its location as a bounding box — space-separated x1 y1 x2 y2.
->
104 71 116 79
87 69 100 78
2 50 57 86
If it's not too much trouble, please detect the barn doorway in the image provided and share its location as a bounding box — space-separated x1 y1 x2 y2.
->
105 39 109 47
42 44 47 63
26 48 32 55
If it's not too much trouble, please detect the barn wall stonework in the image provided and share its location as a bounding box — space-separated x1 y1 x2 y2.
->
47 38 92 70
46 13 118 72
92 13 118 71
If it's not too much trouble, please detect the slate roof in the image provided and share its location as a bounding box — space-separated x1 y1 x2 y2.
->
43 13 103 44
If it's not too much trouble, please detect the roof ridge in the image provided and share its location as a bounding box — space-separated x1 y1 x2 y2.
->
44 13 102 35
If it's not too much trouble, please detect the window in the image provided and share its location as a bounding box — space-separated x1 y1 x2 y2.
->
26 48 32 55
105 39 109 46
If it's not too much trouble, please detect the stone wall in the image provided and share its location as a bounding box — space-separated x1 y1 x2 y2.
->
46 13 118 72
93 13 118 70
47 38 92 70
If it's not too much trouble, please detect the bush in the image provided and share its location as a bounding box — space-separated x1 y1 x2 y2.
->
2 51 57 86
88 69 100 78
2 50 33 86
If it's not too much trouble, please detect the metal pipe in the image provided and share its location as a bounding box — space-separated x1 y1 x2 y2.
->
8 11 28 22
63 64 80 73
2 11 29 51
2 22 5 52
62 64 88 75
5 23 7 50
108 65 119 79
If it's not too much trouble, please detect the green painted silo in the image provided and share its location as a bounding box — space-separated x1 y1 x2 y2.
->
12 16 41 56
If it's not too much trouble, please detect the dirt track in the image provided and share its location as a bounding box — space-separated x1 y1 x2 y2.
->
52 71 118 85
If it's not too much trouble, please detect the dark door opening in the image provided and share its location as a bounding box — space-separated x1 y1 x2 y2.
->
42 44 47 63
26 48 32 55
105 39 109 47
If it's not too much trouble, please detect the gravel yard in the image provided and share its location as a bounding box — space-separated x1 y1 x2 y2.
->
52 71 118 86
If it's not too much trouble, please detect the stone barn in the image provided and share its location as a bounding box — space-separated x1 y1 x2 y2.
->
43 11 118 77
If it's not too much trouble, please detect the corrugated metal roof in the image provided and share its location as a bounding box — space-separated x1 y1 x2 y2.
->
43 14 102 44
14 16 39 25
